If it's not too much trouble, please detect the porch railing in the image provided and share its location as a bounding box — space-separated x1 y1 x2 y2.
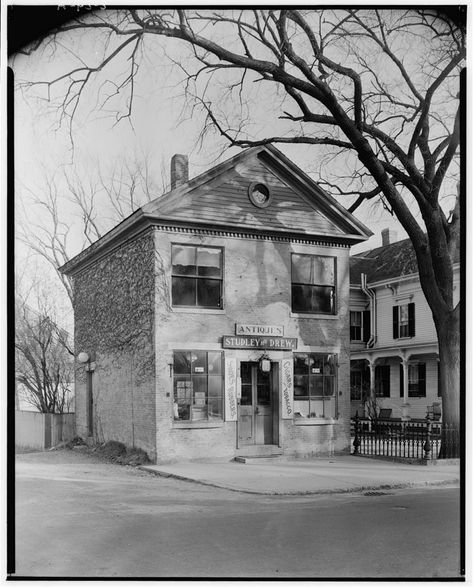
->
351 414 457 460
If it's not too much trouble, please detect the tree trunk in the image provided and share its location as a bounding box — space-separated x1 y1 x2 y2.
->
436 306 460 458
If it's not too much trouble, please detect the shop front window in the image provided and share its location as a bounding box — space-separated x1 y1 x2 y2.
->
173 351 223 421
293 353 337 418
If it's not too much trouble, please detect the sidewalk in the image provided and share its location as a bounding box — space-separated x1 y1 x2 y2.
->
141 455 460 495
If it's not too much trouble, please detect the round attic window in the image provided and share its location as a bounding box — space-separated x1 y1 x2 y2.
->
248 182 272 208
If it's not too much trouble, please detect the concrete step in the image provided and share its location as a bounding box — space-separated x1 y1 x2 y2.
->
234 454 285 464
235 444 283 458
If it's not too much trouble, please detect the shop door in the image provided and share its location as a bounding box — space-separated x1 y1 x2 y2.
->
238 362 273 445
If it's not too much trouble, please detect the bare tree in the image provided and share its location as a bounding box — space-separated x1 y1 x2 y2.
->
16 154 162 304
14 8 464 453
15 294 74 414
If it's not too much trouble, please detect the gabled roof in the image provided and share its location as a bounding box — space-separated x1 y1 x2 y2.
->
61 145 372 275
350 237 460 285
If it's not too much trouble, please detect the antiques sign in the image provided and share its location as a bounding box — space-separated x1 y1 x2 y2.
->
223 335 297 350
235 324 284 337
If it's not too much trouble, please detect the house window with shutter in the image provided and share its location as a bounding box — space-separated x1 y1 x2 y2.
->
350 310 370 342
393 302 415 339
408 363 426 397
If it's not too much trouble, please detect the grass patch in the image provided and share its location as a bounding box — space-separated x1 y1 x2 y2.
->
95 441 150 465
64 437 151 465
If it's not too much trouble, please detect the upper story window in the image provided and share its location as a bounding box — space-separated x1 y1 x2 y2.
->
350 310 370 342
393 302 415 339
291 254 336 314
171 245 223 308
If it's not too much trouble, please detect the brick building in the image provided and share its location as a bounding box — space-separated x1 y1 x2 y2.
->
61 145 371 463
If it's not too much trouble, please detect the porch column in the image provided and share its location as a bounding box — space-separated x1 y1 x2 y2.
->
369 360 376 402
401 358 410 421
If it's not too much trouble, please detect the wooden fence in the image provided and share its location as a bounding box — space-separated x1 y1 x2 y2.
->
15 411 75 450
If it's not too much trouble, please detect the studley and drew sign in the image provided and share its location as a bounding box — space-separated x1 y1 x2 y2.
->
222 335 298 350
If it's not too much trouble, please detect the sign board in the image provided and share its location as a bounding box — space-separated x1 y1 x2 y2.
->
224 357 238 421
235 324 284 337
223 336 297 350
281 359 294 419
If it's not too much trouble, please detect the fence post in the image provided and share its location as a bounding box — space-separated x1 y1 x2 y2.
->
353 411 360 455
423 415 431 461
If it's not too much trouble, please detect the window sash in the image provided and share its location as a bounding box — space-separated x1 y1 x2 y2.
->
291 254 336 315
171 244 223 308
350 311 362 340
293 353 337 417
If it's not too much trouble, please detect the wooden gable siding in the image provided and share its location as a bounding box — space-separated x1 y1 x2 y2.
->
376 281 436 347
152 154 344 236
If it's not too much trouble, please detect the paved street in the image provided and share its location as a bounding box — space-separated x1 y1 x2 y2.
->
13 451 461 579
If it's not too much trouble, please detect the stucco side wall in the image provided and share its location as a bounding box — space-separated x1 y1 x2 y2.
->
153 229 351 462
73 229 157 460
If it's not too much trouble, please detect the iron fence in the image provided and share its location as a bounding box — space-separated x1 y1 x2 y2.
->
351 415 458 460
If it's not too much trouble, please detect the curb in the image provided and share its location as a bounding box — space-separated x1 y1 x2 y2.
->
139 466 459 496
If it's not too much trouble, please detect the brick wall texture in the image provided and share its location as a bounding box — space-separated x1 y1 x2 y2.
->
73 230 157 460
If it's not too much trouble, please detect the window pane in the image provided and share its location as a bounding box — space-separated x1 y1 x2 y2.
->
324 377 334 396
208 375 221 397
172 276 196 306
294 354 308 375
197 248 222 277
310 376 324 397
174 376 192 420
192 375 207 397
292 254 312 283
324 355 336 375
292 284 312 312
399 304 409 324
351 311 362 326
191 352 207 373
174 352 191 374
309 355 323 375
312 256 334 285
208 398 222 418
172 245 196 275
208 352 222 375
294 374 309 397
197 279 221 308
312 285 334 313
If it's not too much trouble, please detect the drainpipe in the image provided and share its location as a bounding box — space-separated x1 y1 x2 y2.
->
361 273 376 348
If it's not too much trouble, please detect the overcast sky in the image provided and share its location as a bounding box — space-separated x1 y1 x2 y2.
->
12 7 441 326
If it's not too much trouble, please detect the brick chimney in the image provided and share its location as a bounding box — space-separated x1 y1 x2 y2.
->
170 154 189 190
381 228 397 246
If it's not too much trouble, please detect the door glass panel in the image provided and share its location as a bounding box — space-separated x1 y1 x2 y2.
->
240 363 252 406
257 370 271 405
